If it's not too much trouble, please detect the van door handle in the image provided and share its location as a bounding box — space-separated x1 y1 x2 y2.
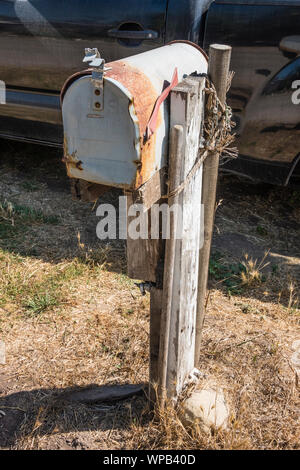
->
280 36 300 55
107 29 159 40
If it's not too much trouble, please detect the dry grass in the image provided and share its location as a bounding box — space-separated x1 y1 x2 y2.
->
240 251 270 286
0 144 299 449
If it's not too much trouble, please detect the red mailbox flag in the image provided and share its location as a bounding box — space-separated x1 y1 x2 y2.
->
146 67 179 140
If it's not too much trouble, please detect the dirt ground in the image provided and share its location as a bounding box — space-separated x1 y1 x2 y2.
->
0 141 299 450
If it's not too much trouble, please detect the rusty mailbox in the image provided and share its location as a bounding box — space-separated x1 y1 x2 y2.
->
61 41 208 192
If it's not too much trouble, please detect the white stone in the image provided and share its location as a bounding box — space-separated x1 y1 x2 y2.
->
182 388 229 432
291 350 300 369
0 341 5 365
291 340 300 351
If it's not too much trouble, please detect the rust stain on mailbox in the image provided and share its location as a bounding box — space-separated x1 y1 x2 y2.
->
61 42 208 191
105 60 160 188
63 135 83 173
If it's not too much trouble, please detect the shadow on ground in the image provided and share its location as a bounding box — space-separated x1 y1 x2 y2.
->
0 379 148 449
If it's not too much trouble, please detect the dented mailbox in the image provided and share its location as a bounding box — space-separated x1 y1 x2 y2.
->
61 41 208 191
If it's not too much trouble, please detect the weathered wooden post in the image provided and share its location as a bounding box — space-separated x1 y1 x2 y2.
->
195 44 232 365
157 76 206 406
156 124 184 405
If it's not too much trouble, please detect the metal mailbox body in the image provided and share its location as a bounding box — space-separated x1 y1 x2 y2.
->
61 42 208 190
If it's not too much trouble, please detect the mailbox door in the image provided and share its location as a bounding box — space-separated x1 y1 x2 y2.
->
0 0 168 145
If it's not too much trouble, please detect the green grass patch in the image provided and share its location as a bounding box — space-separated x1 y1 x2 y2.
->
21 181 42 192
0 200 59 251
209 251 246 295
24 292 59 317
0 249 93 316
0 219 17 240
288 189 300 207
2 201 59 225
256 225 268 237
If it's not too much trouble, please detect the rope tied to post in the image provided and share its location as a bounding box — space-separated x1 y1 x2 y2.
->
167 74 238 200
204 72 238 164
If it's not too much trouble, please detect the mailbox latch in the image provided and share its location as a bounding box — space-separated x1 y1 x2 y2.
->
83 48 111 113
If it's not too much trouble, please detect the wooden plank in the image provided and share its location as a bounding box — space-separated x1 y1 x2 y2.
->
158 77 206 403
195 45 232 365
126 192 164 282
131 167 168 211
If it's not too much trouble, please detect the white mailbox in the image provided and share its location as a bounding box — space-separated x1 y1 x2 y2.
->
61 41 208 191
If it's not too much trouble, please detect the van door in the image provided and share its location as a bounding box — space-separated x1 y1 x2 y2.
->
0 0 168 145
204 0 300 183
